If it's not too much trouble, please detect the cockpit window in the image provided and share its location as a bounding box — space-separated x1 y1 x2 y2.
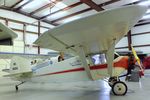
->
91 52 120 65
92 54 106 65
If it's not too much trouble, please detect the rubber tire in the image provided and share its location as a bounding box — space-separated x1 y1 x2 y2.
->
112 81 128 96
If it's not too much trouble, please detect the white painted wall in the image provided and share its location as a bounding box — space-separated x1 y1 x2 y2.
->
8 21 23 30
132 34 150 46
115 37 128 48
40 27 49 34
14 31 23 41
132 24 150 34
25 46 38 54
131 24 150 54
115 23 150 54
25 33 38 45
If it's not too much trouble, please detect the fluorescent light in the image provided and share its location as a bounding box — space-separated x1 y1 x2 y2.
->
138 1 150 6
142 14 150 20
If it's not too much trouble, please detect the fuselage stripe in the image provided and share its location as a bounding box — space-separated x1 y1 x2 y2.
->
35 64 124 77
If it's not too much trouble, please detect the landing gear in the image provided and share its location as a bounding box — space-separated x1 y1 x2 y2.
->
15 85 18 91
108 77 119 87
108 77 127 95
112 81 127 95
15 81 25 92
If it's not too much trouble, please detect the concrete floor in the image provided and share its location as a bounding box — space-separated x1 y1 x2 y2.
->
0 75 150 100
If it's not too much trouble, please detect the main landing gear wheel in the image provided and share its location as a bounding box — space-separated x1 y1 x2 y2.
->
112 81 128 96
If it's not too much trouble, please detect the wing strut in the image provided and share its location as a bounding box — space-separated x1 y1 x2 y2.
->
106 39 116 77
78 45 93 80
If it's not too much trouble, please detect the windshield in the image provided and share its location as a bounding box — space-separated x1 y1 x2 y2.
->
91 53 106 65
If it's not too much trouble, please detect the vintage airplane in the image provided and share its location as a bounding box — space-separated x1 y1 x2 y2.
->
0 5 147 95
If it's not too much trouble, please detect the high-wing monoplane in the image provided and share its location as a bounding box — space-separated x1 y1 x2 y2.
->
0 5 147 95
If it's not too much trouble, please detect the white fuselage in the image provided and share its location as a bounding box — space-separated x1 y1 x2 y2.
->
9 56 125 83
27 55 126 83
30 56 92 83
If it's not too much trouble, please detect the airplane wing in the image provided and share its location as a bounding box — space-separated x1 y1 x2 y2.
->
0 52 52 59
0 22 18 45
34 5 147 77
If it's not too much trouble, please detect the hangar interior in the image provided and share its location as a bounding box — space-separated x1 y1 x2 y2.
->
0 0 150 100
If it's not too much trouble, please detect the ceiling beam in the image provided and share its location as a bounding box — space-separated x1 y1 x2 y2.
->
0 6 57 26
40 2 83 20
29 0 62 15
38 21 41 54
10 0 24 8
80 0 104 11
15 0 34 11
51 0 121 23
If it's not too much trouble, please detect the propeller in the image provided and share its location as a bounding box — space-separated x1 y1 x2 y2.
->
131 45 144 74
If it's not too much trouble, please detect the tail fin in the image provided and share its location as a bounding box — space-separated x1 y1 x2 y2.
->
9 56 32 74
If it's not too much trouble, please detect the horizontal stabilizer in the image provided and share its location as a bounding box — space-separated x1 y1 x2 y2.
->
2 68 10 73
0 52 52 59
3 71 33 78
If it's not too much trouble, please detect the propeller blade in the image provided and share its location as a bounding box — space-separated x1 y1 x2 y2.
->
131 46 143 72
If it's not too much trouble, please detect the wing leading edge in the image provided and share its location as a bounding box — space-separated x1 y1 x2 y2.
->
0 22 18 45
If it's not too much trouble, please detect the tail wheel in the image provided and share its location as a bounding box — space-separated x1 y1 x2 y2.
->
112 81 128 95
15 85 18 91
